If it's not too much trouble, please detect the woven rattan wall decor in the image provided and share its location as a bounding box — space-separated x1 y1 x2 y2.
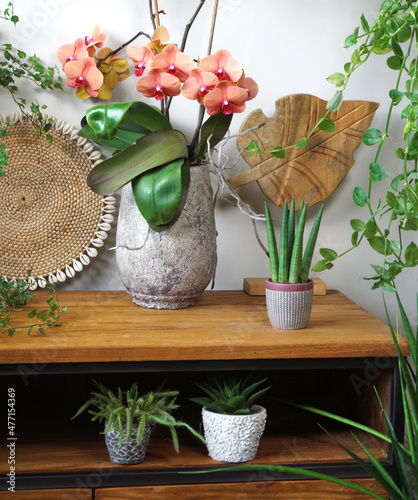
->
0 112 115 287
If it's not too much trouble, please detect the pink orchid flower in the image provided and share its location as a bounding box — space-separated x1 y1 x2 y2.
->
203 80 248 116
181 68 219 104
84 24 109 57
151 44 195 83
147 25 170 54
126 45 154 77
237 71 259 101
64 58 103 98
57 38 89 68
136 68 181 101
199 49 242 83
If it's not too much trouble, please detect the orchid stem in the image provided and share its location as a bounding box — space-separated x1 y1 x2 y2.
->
207 0 219 56
154 0 160 26
190 105 206 157
166 0 206 116
148 0 156 30
96 31 151 67
180 0 206 52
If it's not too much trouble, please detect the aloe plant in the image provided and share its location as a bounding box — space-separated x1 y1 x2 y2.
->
190 374 270 415
72 380 205 451
265 199 324 284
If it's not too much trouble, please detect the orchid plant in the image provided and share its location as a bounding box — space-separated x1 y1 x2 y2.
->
57 2 258 231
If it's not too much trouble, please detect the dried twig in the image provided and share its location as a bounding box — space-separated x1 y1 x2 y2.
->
149 0 156 30
154 0 160 26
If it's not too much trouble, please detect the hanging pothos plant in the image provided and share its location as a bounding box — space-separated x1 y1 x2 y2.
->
0 0 63 175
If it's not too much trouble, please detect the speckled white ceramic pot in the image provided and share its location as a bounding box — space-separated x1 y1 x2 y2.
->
115 164 217 309
265 279 314 329
202 405 267 463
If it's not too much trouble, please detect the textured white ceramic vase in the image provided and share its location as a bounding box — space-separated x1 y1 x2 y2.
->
115 164 217 309
202 405 267 463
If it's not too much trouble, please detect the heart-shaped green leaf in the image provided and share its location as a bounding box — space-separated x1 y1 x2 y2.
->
87 129 188 195
132 159 190 232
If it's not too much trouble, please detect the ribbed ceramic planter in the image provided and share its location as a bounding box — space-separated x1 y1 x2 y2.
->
266 279 314 330
104 421 151 465
202 405 267 463
115 164 217 309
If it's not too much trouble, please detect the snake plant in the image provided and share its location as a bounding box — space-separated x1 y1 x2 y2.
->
265 199 324 284
72 380 205 451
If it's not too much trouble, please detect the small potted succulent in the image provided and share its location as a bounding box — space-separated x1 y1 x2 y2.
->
265 198 324 329
73 380 204 465
190 374 269 463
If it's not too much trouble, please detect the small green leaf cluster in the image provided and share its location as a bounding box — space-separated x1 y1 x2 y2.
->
265 199 324 284
73 381 204 451
190 374 270 415
0 270 66 337
0 1 18 25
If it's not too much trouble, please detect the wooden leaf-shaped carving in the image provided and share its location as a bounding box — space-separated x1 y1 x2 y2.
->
232 94 379 209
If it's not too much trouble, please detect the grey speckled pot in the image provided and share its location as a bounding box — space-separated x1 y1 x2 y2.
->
104 421 151 465
265 279 314 330
116 164 217 309
202 405 267 463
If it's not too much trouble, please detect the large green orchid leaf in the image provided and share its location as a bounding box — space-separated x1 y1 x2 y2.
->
86 129 188 195
79 101 172 150
132 159 190 232
78 123 146 151
192 113 233 161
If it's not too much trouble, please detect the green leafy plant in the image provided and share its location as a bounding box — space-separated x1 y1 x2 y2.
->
265 198 324 284
0 1 63 175
190 374 270 415
73 380 205 451
0 270 66 337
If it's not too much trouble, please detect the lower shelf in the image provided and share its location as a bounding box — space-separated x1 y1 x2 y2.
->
95 479 388 499
0 427 386 476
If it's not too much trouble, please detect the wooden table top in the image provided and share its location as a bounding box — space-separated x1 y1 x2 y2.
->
0 290 409 364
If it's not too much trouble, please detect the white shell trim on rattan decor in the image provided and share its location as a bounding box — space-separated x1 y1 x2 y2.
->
0 112 116 289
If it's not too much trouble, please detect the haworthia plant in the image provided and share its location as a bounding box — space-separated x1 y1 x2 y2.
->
265 199 324 284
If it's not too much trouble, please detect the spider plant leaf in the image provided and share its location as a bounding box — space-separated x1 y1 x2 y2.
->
396 292 417 367
300 204 324 283
278 200 289 282
319 425 404 500
131 158 190 232
87 129 189 196
265 202 279 282
192 465 387 500
289 202 307 283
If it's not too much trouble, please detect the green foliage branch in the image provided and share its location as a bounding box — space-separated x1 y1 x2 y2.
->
0 270 67 337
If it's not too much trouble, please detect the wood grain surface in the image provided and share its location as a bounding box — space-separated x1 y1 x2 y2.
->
95 479 388 499
0 290 409 364
0 489 91 499
232 94 379 209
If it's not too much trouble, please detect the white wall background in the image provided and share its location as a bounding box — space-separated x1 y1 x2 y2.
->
1 0 416 327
